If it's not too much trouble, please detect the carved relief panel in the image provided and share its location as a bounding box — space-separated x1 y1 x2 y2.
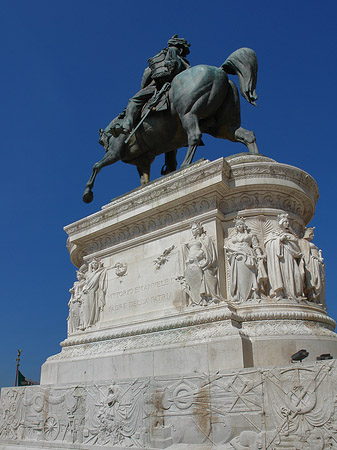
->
80 237 185 328
67 258 107 335
224 214 326 307
224 216 267 302
2 362 336 449
175 222 223 307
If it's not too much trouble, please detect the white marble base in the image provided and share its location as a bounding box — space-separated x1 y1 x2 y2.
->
2 361 337 449
2 154 337 450
41 315 250 385
41 155 336 387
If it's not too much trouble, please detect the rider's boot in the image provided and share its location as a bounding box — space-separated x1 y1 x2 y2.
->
117 100 143 135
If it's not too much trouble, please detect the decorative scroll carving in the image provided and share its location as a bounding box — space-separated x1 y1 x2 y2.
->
2 362 336 448
176 222 221 306
153 245 175 270
0 389 24 440
224 216 267 302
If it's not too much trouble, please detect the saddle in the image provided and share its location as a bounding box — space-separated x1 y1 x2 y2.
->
141 86 170 118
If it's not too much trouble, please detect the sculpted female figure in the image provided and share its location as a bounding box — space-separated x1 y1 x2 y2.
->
183 222 220 306
264 214 304 299
82 258 107 329
225 217 267 302
67 265 87 334
299 227 326 308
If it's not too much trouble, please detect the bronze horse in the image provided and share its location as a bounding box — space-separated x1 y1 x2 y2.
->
83 48 259 203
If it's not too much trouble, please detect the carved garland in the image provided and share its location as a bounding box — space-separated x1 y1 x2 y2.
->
60 306 335 349
229 163 319 200
52 320 237 360
219 190 313 221
241 320 336 337
85 197 218 255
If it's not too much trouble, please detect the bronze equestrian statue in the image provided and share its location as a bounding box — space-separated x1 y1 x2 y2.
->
83 36 259 203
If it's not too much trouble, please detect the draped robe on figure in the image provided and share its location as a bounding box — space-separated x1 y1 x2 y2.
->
265 229 304 298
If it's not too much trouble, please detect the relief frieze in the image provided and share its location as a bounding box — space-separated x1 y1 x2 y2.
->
2 362 336 449
85 197 217 255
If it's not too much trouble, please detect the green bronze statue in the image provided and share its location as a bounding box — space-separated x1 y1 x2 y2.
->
112 35 191 138
83 36 259 203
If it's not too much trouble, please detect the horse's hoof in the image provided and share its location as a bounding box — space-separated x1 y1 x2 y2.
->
161 164 177 175
83 189 93 203
161 164 168 175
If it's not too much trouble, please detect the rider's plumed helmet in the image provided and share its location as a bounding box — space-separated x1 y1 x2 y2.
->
167 34 190 56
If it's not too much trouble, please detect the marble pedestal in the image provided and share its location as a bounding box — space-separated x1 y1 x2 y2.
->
1 153 337 449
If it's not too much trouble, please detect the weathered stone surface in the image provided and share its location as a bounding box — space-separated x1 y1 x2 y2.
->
1 154 336 449
39 155 335 386
1 361 337 449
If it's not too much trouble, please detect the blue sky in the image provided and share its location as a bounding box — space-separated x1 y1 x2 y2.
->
1 0 337 388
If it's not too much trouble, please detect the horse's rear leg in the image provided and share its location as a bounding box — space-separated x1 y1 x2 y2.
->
179 113 203 168
233 127 258 154
211 80 259 154
213 124 259 154
180 144 198 168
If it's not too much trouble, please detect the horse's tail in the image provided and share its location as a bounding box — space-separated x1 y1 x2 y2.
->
221 48 258 106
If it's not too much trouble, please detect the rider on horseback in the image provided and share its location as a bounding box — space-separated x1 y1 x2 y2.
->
84 42 259 204
110 35 191 138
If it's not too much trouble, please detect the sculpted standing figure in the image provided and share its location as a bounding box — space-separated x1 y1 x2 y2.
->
264 214 304 299
110 34 191 137
82 258 107 329
183 222 220 306
225 217 267 302
67 265 87 334
299 227 326 308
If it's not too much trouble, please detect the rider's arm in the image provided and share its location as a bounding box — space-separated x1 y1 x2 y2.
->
167 47 190 73
181 57 191 70
140 67 152 89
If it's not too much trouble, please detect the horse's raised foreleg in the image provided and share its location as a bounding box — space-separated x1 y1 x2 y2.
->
83 146 122 203
179 112 203 169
